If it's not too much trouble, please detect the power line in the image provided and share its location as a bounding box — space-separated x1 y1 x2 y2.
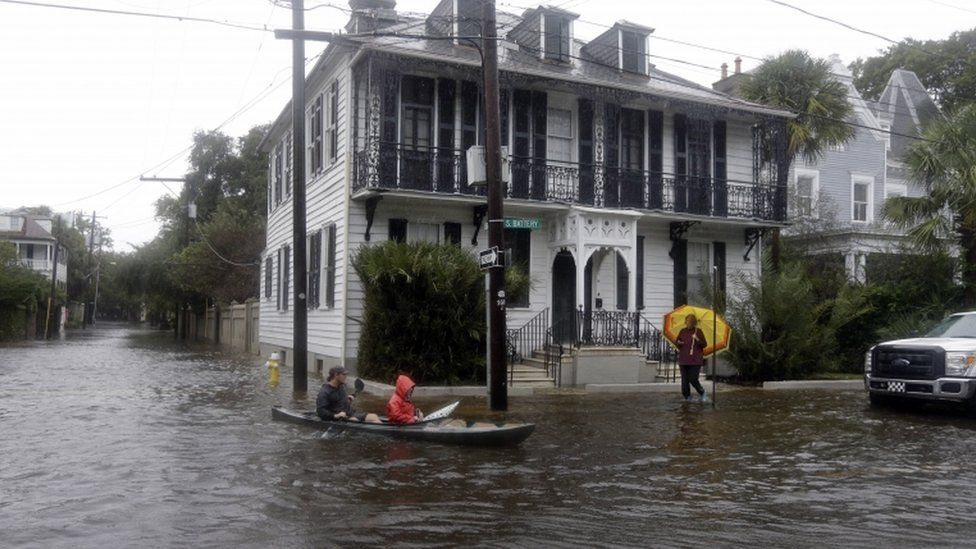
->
0 0 272 32
193 218 261 267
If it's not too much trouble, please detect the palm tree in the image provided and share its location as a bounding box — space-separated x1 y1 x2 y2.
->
884 104 976 304
740 50 855 269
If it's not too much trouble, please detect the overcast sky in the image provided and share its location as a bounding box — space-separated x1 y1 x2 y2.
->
1 0 973 252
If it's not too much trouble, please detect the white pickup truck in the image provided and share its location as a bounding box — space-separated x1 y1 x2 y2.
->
865 311 976 407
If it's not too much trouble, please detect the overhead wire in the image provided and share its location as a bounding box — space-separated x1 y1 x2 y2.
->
0 0 272 32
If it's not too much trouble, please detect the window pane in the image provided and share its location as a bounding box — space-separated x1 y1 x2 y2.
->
548 108 572 138
854 182 867 202
797 176 813 197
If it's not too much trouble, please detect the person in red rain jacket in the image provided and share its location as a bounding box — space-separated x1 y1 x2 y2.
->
675 314 709 402
386 374 424 424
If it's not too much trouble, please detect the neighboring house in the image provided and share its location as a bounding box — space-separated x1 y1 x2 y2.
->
259 0 792 382
0 210 67 289
715 56 941 282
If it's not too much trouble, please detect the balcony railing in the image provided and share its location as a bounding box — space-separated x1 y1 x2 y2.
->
354 141 786 221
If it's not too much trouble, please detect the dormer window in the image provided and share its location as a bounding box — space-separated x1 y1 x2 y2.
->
620 29 647 74
544 14 571 63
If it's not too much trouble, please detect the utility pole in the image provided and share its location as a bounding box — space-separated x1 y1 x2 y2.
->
289 0 309 392
44 217 61 339
140 175 190 340
84 211 97 328
482 0 507 411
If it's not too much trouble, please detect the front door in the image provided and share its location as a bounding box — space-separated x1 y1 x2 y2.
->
552 251 576 343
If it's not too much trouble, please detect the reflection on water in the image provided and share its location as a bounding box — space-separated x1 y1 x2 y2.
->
3 324 976 547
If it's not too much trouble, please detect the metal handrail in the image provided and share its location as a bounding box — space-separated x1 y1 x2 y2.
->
353 140 787 221
506 308 551 385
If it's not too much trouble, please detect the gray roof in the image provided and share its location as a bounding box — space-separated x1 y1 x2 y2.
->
353 13 792 119
877 69 941 158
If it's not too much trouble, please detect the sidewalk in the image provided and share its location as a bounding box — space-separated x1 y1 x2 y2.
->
357 377 864 397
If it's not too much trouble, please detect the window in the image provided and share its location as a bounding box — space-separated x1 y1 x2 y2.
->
409 222 440 244
326 80 338 164
281 245 291 311
267 158 273 213
547 108 573 163
504 228 531 307
444 222 462 246
621 108 644 170
636 235 644 310
389 218 407 243
886 182 907 200
325 224 336 308
264 256 273 299
308 231 321 309
620 30 646 74
309 95 323 175
686 242 711 305
879 122 891 151
852 176 873 223
401 76 434 151
544 15 570 62
795 170 818 218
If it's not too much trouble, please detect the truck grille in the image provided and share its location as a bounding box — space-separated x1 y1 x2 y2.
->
873 346 944 380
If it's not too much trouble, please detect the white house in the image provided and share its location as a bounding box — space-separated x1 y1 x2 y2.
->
0 210 67 289
259 0 793 385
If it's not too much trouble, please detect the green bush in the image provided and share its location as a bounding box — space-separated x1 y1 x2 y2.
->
353 241 487 385
725 261 871 381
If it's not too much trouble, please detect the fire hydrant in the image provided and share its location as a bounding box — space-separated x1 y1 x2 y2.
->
266 351 280 388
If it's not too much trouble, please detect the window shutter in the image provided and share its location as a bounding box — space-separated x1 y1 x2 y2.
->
512 89 532 198
648 110 663 208
673 114 688 212
713 120 728 217
436 79 456 193
460 80 479 191
326 224 336 308
713 241 726 311
673 239 687 307
379 70 399 184
636 235 644 310
604 103 621 207
578 98 594 205
616 252 629 311
530 91 547 200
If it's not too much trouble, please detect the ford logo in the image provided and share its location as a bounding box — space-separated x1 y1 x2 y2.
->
892 358 911 367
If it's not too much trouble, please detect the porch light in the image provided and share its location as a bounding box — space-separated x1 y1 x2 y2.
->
465 145 510 187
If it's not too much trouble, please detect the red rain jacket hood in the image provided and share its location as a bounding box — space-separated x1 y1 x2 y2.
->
386 375 418 424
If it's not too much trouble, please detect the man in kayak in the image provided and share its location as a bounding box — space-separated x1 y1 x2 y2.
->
316 367 380 423
386 374 424 424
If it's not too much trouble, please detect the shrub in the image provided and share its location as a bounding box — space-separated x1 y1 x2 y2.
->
353 241 487 385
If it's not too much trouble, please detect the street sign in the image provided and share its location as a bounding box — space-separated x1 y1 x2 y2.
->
504 217 541 230
479 247 502 270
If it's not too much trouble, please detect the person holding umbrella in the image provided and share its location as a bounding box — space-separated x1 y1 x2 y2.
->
675 314 708 402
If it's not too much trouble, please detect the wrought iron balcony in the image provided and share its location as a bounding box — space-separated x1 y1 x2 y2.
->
353 141 786 221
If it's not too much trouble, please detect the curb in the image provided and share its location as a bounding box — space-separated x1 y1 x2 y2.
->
762 379 863 390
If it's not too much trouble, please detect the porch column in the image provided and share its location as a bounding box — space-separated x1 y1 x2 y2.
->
576 245 587 314
627 244 637 312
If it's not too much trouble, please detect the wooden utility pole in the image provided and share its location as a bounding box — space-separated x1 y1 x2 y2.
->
289 0 309 392
83 211 97 328
482 0 507 411
44 217 61 339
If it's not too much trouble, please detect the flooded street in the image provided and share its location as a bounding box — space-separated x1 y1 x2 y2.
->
4 324 976 547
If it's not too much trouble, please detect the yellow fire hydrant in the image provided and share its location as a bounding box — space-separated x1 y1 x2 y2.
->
266 351 280 388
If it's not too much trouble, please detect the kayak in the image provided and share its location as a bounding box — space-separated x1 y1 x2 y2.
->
271 406 535 447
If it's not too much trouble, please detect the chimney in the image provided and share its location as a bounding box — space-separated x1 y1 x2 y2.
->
734 56 742 75
346 0 398 33
721 62 728 80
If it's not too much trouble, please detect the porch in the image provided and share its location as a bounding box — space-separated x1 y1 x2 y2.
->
353 141 787 222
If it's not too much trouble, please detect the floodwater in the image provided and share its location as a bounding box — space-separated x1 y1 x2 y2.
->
3 325 976 548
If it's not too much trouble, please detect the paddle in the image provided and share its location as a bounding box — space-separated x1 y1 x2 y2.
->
354 377 365 395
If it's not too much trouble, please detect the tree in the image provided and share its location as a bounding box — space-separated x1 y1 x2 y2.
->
741 50 855 165
851 29 976 112
883 103 976 305
740 50 855 269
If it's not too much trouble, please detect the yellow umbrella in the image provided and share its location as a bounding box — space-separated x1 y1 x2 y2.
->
662 304 731 357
